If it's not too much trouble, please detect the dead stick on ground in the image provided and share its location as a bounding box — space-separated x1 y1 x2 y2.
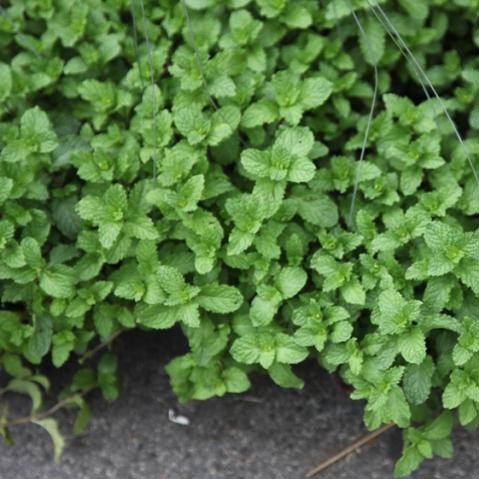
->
305 423 395 478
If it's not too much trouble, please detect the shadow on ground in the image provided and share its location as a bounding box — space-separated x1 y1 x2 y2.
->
0 330 478 479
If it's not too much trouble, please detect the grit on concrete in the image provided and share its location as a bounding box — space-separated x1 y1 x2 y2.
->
1 330 478 479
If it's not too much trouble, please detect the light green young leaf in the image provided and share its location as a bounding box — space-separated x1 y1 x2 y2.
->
276 267 307 299
223 367 251 393
32 418 65 463
27 315 53 361
6 379 42 412
268 363 304 388
20 107 59 153
51 331 75 368
275 333 308 364
398 328 426 364
197 284 243 314
359 15 385 66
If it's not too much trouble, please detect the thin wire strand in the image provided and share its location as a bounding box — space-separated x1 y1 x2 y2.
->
343 0 436 226
367 0 479 189
343 5 380 226
130 0 145 91
180 0 248 148
364 5 433 103
134 0 159 180
180 0 220 113
361 4 448 164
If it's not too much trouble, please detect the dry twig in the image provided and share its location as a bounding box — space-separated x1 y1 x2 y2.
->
305 423 395 478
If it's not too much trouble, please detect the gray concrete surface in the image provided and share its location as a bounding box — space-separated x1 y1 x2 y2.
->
0 330 478 479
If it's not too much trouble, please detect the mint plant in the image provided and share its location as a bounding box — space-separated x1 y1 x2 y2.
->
1 1 479 476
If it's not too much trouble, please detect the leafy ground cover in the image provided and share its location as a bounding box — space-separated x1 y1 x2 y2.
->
1 0 479 476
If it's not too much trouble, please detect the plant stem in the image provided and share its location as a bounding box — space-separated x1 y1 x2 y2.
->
5 388 93 428
305 423 395 478
79 330 124 364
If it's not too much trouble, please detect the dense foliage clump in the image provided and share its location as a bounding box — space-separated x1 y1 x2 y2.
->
1 0 479 475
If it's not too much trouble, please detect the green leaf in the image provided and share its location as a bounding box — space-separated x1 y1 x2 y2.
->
51 331 75 368
231 331 276 368
242 101 278 128
457 261 479 295
0 177 13 205
174 106 210 145
27 315 53 361
230 334 262 365
223 367 251 393
98 226 124 251
275 334 308 364
73 400 91 435
359 16 385 66
241 149 270 178
177 175 204 212
1 353 31 379
32 418 65 462
282 4 312 29
230 9 263 45
6 379 42 412
20 107 58 153
51 197 82 239
403 357 434 405
276 267 307 299
458 399 477 426
423 412 453 440
373 290 421 335
300 77 333 110
387 386 411 428
97 352 119 401
256 0 286 17
296 196 338 228
157 265 187 296
276 127 313 156
268 363 304 388
341 278 366 305
394 446 423 477
399 0 429 20
398 328 426 364
78 79 116 112
288 157 316 183
21 237 43 269
0 63 12 101
40 266 75 298
442 374 467 409
331 321 353 343
197 284 243 313
250 286 282 326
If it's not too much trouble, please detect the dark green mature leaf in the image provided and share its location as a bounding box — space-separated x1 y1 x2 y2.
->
27 315 53 361
403 357 434 405
1 1 478 475
197 284 243 313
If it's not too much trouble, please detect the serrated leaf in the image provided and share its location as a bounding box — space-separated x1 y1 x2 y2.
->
398 328 426 364
27 315 53 361
276 267 307 299
268 363 304 388
197 284 243 313
403 357 434 405
359 16 385 66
